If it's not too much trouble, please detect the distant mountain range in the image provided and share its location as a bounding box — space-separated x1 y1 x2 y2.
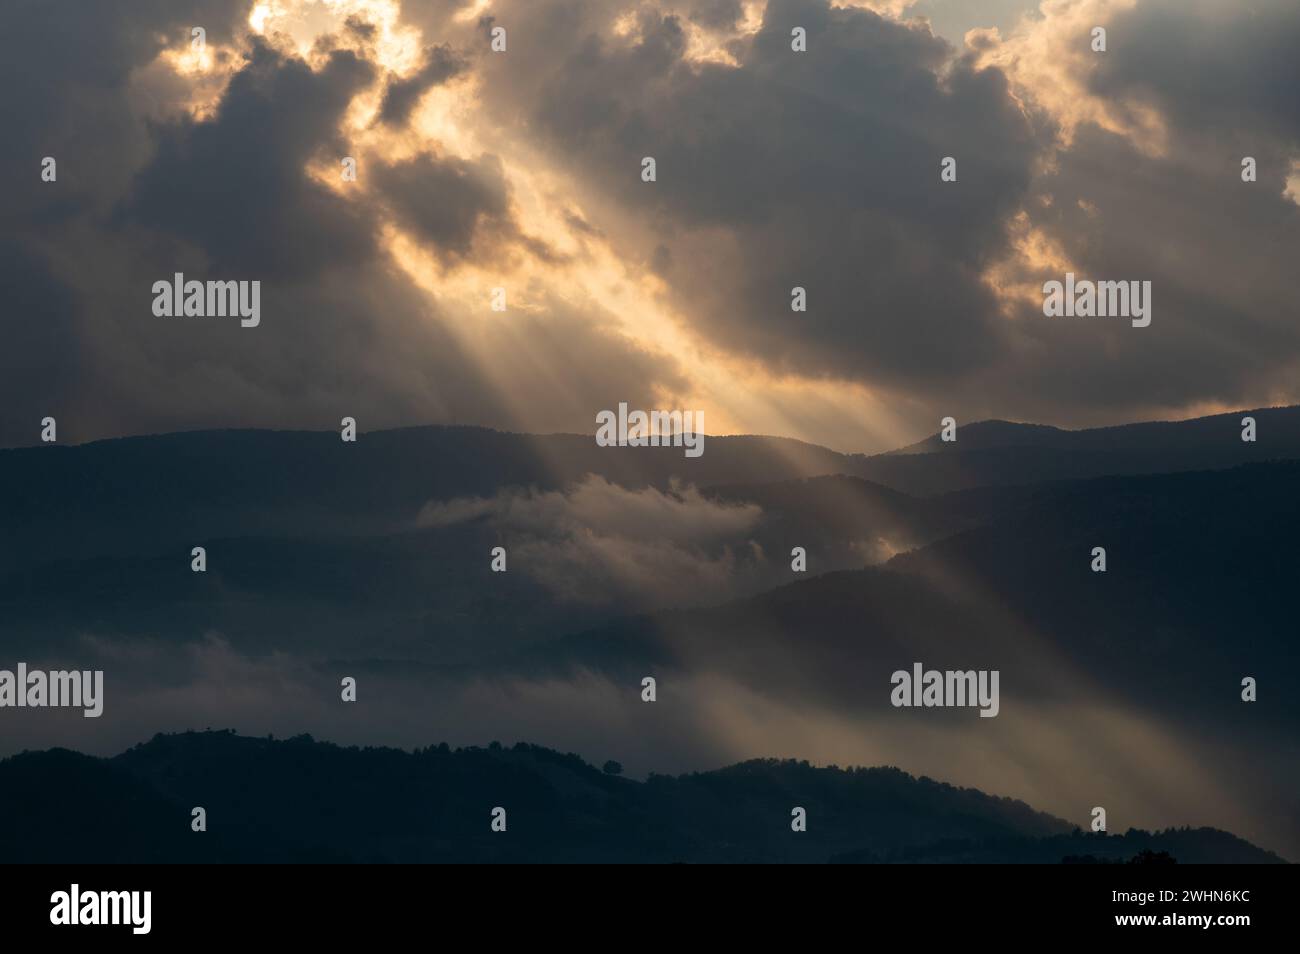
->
0 731 1281 863
862 405 1300 493
531 459 1299 728
2 405 1297 862
4 405 1298 571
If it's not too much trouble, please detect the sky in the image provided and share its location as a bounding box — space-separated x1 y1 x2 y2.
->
5 0 1300 452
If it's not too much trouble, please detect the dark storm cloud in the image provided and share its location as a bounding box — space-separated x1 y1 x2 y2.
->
688 0 744 31
1002 125 1300 418
5 22 486 437
377 45 465 125
0 0 687 447
461 0 1300 427
472 0 1047 386
119 38 378 280
0 0 251 225
0 241 84 443
7 0 1300 449
1087 0 1300 144
372 152 513 257
990 0 1300 420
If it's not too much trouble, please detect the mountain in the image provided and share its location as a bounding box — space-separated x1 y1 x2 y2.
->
850 405 1300 494
886 419 1078 455
0 427 874 658
0 521 608 662
886 406 1300 457
10 405 1297 656
0 427 854 573
3 408 1298 863
7 405 1300 573
0 731 1280 863
0 472 990 664
500 459 1300 860
520 460 1299 727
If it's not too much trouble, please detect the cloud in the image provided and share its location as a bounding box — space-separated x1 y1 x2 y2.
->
687 0 745 30
418 475 763 606
1088 0 1300 146
5 0 1300 450
0 240 85 442
0 1 685 446
377 44 465 125
120 38 379 280
372 151 514 257
467 0 1045 391
0 0 251 227
967 0 1300 422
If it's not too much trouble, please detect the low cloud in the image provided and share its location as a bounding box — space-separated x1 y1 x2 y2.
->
418 475 764 607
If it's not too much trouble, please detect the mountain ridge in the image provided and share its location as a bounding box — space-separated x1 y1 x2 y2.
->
0 730 1282 864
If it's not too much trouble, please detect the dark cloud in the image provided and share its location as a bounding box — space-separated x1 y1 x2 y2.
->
120 38 378 280
377 45 465 125
473 0 1046 387
0 0 252 226
0 240 84 443
991 0 1300 420
344 15 379 42
463 0 1300 428
1088 0 1300 145
5 0 1300 448
0 1 685 447
688 0 744 31
1002 126 1300 418
372 152 512 257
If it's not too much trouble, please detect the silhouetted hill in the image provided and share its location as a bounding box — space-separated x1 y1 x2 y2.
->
0 747 341 862
889 406 1300 456
0 731 1278 863
0 521 609 661
852 405 1300 493
11 460 1291 851
7 405 1299 574
12 408 1294 660
887 419 1075 455
534 460 1299 730
511 460 1300 859
0 474 989 661
704 474 974 557
4 412 1298 863
0 427 854 575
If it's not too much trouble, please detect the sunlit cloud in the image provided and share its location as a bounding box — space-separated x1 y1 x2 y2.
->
970 0 1169 156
